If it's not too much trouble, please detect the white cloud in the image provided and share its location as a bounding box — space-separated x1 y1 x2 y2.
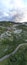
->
13 0 24 8
13 8 27 23
0 0 25 10
3 12 9 17
20 8 27 22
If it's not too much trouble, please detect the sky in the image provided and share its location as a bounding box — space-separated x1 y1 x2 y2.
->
0 0 27 22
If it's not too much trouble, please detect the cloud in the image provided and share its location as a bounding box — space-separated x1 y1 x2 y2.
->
20 8 27 22
3 12 9 17
12 8 27 23
0 0 27 22
0 0 25 10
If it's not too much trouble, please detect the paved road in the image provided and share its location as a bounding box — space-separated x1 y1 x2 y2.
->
0 43 27 62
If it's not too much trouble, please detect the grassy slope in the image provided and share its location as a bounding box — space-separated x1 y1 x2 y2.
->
0 22 27 65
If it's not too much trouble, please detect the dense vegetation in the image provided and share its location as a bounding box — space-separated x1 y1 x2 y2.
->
0 22 27 65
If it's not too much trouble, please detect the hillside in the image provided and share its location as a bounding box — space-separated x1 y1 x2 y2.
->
0 22 27 65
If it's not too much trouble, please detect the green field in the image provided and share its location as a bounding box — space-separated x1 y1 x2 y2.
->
0 22 27 65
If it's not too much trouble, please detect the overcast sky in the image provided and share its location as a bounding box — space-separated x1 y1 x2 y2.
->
0 0 27 22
